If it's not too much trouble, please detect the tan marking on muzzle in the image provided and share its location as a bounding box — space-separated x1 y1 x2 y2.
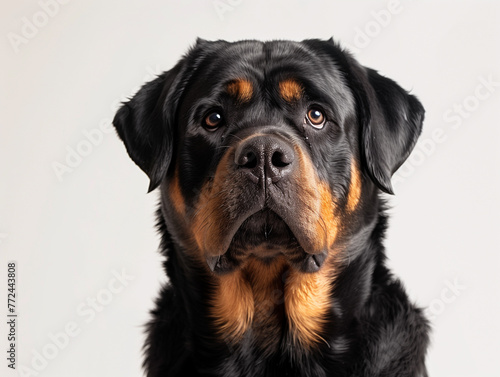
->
227 79 253 103
169 170 186 215
347 160 362 212
317 181 339 248
279 79 303 102
294 146 339 253
191 151 233 256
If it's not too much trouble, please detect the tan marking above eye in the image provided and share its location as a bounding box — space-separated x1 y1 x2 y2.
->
279 79 303 102
227 79 253 102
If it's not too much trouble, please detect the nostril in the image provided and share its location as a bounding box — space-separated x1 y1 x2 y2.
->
234 135 295 182
237 150 258 169
243 151 257 169
271 151 291 168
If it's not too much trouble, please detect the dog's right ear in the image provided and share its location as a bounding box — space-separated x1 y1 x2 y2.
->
112 61 186 192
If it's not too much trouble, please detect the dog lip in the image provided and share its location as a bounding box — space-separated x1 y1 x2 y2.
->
229 208 296 246
229 206 326 255
203 192 267 259
266 198 327 256
204 207 292 264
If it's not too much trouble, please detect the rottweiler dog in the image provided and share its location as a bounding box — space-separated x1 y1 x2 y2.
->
112 38 429 377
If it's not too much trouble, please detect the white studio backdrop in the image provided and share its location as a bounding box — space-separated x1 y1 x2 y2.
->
1 1 499 376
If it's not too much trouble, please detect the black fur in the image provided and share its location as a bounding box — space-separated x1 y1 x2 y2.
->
113 38 429 377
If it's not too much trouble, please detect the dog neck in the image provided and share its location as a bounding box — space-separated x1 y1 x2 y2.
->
208 253 337 354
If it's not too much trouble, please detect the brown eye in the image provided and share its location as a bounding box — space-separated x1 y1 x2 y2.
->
204 111 223 130
306 108 325 129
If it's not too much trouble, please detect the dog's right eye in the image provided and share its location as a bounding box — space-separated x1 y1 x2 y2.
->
204 111 223 131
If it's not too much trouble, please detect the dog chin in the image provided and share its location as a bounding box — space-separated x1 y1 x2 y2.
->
205 209 328 274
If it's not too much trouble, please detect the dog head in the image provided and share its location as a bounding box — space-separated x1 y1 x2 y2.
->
113 38 423 276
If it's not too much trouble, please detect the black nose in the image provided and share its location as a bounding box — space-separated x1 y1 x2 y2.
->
234 134 295 183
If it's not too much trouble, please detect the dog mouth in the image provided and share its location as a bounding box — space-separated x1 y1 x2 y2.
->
206 209 327 274
230 209 300 254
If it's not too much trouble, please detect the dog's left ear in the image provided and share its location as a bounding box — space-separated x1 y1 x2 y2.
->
310 39 424 194
358 68 424 194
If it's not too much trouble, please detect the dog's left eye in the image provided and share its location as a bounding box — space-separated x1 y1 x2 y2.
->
305 108 326 129
204 111 223 131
